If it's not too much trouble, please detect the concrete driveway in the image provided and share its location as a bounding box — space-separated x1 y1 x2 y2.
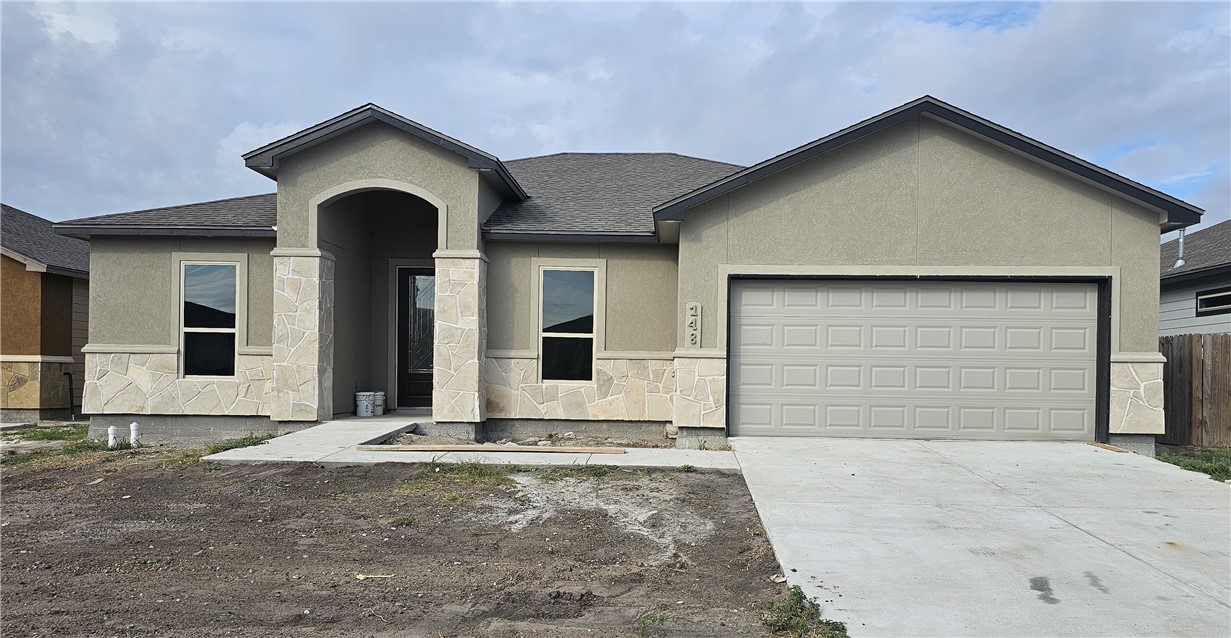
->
732 439 1230 638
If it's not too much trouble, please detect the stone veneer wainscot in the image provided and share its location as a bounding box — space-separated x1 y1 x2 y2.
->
484 357 674 421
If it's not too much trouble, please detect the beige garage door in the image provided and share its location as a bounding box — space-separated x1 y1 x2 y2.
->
729 280 1098 439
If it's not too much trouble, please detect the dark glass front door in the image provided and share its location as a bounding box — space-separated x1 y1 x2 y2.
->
397 268 434 408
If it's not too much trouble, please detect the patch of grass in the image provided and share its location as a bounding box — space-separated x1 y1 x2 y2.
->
1158 447 1231 482
399 462 516 493
388 516 414 528
538 464 617 482
676 464 695 473
204 433 276 455
761 585 848 638
0 439 111 468
7 424 88 442
634 612 669 636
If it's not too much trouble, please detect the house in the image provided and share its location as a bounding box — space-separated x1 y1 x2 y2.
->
53 96 1203 452
2 204 90 421
1160 220 1231 336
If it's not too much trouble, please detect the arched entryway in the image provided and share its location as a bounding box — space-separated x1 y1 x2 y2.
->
317 187 440 415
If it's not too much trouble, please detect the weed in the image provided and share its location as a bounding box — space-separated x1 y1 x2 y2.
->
388 516 414 528
205 433 276 455
538 465 616 482
696 440 707 451
6 424 88 442
761 585 848 637
634 612 669 636
1158 447 1231 482
677 464 696 473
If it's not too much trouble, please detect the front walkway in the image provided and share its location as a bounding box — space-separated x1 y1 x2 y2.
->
732 437 1231 638
201 416 740 471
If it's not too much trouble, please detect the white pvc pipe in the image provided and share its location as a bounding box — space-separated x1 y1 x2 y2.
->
107 426 118 449
129 422 140 447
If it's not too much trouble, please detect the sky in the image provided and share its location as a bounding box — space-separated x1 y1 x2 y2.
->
2 2 1228 238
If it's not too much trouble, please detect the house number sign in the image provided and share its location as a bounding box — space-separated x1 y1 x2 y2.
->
685 302 702 348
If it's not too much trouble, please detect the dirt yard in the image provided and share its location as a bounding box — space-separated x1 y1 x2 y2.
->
1 447 794 637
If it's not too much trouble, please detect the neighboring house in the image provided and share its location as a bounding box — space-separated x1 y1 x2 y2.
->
1160 220 1231 336
54 96 1203 450
2 204 90 421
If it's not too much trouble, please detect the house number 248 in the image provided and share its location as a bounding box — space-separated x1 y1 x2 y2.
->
685 302 702 348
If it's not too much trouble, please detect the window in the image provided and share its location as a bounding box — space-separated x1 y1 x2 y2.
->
181 263 238 376
1195 286 1231 317
540 268 595 381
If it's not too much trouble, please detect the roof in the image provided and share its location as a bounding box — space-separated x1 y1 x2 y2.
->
485 153 743 240
243 103 527 200
652 96 1204 232
1161 219 1231 283
54 193 277 239
1 203 90 276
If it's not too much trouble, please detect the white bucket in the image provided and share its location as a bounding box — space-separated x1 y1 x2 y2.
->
373 392 386 416
355 392 376 417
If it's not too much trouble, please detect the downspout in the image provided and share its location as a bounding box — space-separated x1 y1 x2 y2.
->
1172 228 1186 269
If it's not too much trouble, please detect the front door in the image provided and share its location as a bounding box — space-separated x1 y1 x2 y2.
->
397 267 434 407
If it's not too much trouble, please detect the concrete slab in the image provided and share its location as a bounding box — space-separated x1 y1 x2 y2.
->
203 417 739 471
732 437 1231 638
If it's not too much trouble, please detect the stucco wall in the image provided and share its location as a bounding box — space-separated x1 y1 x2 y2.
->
275 122 483 252
485 242 679 354
678 116 1164 354
1 254 41 355
88 237 275 348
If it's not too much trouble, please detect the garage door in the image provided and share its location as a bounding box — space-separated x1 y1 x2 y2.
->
729 280 1098 440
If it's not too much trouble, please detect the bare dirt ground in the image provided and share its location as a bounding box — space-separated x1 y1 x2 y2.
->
1 448 788 637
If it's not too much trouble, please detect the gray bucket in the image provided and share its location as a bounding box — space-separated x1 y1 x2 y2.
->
355 392 376 417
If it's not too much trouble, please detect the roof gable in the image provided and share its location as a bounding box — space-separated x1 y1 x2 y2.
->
653 96 1203 232
242 104 527 200
2 204 90 276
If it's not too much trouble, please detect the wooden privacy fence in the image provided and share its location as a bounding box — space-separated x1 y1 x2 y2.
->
1159 333 1231 447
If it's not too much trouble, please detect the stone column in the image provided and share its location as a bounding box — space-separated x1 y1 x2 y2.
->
1110 359 1164 435
432 252 486 425
270 252 335 422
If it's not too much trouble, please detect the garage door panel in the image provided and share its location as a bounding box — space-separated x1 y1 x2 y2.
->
730 280 1097 440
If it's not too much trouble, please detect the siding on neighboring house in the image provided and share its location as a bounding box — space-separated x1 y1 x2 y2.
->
1160 278 1231 336
71 277 89 408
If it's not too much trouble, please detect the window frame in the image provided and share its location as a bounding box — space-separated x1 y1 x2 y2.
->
1195 285 1231 317
173 253 248 379
531 258 606 384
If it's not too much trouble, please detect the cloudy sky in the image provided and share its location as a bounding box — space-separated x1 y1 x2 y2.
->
2 2 1227 236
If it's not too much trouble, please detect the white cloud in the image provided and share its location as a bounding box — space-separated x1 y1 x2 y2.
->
31 2 118 47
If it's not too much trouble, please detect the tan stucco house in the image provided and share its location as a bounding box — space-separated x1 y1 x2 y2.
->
54 97 1203 451
2 204 90 421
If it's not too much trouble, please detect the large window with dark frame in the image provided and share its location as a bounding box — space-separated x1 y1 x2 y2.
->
1195 286 1231 317
181 263 238 377
539 268 595 381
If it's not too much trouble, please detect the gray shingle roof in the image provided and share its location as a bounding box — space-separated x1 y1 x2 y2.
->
55 193 277 238
1 203 90 275
486 153 743 236
1161 219 1231 281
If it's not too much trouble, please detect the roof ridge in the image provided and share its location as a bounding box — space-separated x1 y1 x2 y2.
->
507 151 742 167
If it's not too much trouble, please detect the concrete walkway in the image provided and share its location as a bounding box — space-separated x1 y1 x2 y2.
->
201 417 740 471
732 438 1231 638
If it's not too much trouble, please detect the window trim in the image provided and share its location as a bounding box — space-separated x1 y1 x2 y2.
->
172 253 249 379
530 258 606 383
1195 285 1231 317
